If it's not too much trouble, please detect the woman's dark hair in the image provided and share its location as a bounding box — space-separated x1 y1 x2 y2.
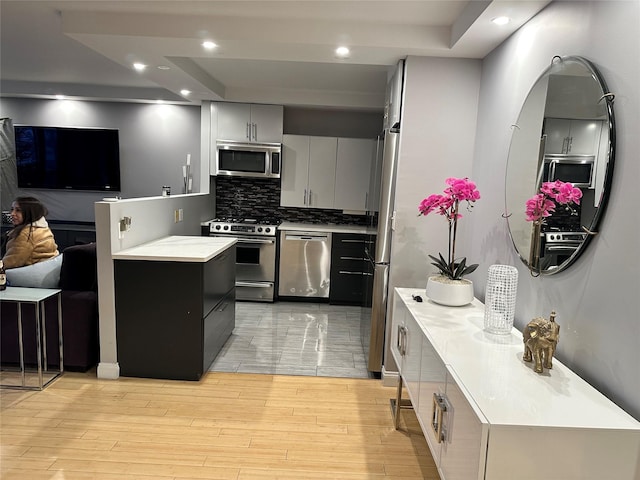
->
10 196 48 238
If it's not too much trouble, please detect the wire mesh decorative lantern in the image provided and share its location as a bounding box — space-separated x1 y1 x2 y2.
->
484 265 519 335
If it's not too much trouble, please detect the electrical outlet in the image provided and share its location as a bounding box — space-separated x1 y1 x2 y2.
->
178 208 183 222
174 209 180 223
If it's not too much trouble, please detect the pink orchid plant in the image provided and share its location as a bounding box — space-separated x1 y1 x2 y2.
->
525 180 583 224
418 177 481 280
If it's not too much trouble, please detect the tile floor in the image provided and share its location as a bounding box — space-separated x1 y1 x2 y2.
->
209 301 374 378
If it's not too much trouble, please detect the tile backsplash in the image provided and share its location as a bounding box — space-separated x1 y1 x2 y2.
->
215 177 370 226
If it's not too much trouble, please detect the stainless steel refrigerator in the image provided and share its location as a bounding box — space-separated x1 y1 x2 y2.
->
361 125 401 374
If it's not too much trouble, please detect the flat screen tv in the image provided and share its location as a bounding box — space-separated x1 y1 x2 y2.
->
15 125 121 192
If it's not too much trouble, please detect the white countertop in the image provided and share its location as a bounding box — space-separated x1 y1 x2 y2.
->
278 222 376 235
395 287 640 430
112 236 236 262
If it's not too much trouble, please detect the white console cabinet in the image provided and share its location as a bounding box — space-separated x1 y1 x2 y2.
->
391 288 640 480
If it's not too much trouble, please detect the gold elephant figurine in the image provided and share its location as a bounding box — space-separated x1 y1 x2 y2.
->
523 311 560 373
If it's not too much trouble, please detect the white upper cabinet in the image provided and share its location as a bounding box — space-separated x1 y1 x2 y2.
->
281 135 336 209
544 118 603 155
334 138 375 211
308 137 338 209
282 135 375 211
216 103 283 143
366 136 384 212
281 135 310 207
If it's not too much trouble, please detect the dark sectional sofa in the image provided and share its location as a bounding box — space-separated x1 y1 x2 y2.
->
1 243 99 372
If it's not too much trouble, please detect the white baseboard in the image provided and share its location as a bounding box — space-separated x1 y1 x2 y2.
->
97 362 120 379
381 366 399 387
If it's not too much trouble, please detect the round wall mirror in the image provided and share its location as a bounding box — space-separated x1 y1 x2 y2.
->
505 56 615 275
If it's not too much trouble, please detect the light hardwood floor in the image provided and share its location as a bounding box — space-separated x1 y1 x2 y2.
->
1 371 438 479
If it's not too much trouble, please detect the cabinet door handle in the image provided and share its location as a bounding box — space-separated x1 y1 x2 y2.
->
397 325 407 356
303 189 307 205
341 239 363 244
246 122 251 140
402 326 407 355
252 123 257 141
431 393 448 443
308 189 312 205
340 256 365 261
338 270 364 275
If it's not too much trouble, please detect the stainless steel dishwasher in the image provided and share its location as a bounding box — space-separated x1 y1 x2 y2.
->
278 230 332 298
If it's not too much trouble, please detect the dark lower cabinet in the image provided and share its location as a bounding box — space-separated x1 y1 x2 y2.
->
114 246 235 380
330 233 368 306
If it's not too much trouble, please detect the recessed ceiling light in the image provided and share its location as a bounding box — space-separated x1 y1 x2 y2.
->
133 62 147 72
202 41 217 50
157 65 171 70
335 46 350 58
492 16 510 25
180 89 191 96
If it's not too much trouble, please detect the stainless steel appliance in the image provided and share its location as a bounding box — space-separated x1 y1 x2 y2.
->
215 140 281 178
541 231 587 269
278 231 332 298
361 59 404 374
361 127 400 373
541 154 595 188
206 217 279 302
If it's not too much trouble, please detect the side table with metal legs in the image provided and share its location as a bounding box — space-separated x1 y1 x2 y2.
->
0 286 63 390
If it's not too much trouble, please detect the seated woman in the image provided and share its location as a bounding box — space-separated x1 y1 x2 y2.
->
2 196 59 269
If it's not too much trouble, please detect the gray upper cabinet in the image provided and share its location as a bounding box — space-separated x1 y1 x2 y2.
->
334 138 375 211
216 103 283 143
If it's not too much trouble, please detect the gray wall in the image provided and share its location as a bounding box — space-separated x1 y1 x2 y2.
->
468 0 640 420
284 107 382 138
0 98 202 222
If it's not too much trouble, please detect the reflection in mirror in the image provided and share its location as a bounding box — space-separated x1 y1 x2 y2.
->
505 56 615 275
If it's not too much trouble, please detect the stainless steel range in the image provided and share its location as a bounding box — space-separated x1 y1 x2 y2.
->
205 217 280 302
542 231 587 269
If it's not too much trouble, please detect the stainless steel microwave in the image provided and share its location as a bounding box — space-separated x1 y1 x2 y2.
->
215 140 281 178
542 154 595 188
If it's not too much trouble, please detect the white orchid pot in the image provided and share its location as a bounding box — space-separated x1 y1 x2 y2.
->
426 275 474 307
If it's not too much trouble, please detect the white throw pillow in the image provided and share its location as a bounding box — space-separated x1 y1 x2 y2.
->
6 254 64 288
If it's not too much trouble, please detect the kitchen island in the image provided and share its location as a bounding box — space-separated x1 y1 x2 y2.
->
113 236 236 380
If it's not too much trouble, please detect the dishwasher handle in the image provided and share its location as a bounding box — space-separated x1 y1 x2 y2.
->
284 233 330 241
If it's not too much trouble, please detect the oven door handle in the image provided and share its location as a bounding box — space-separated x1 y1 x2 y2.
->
236 281 273 288
546 245 579 252
233 238 276 245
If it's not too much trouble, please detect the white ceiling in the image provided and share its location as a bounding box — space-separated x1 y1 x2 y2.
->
0 0 551 111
